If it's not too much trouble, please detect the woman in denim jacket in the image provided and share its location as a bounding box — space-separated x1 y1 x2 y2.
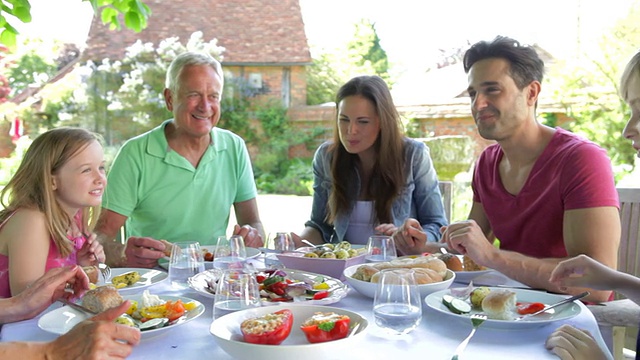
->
292 75 448 255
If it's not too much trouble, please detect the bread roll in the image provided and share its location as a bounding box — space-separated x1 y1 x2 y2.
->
82 265 99 284
481 289 516 320
463 255 487 271
352 265 379 282
370 267 442 285
159 239 175 257
410 257 448 278
82 286 123 313
439 253 463 272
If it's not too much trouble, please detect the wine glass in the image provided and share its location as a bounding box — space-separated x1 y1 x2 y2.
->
168 241 205 289
213 235 247 270
366 235 397 262
373 269 422 335
265 232 295 267
212 269 261 320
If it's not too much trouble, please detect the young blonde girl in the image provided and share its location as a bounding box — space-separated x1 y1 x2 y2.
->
0 127 106 297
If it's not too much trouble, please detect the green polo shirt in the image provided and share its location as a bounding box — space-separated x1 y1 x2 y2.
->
103 120 257 245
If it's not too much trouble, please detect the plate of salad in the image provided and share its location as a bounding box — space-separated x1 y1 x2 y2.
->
188 268 349 305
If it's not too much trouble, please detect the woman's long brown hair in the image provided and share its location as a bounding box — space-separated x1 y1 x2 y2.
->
327 75 405 224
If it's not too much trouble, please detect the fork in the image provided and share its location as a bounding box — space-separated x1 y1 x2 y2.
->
98 263 112 281
451 313 487 360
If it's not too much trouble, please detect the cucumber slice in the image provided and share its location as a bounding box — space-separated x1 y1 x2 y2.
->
448 299 472 314
139 317 168 331
442 295 471 314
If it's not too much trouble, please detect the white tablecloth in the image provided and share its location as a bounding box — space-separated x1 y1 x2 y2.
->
2 267 613 360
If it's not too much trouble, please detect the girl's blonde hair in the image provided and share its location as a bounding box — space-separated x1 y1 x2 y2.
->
0 127 103 257
620 50 640 102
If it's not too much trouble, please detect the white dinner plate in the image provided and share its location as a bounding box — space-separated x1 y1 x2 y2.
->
188 268 348 305
210 304 368 360
425 287 582 329
104 268 168 292
158 246 261 270
453 269 495 284
38 294 205 338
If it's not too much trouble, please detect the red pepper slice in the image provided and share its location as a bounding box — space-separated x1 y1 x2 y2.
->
312 291 330 300
516 302 545 315
241 309 294 345
165 300 186 322
300 314 350 343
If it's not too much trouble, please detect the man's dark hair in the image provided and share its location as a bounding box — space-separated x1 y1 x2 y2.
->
463 35 545 89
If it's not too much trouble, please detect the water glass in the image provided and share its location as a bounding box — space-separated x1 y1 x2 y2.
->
366 235 397 262
265 232 295 267
213 235 247 270
213 270 261 320
168 241 205 289
373 269 422 335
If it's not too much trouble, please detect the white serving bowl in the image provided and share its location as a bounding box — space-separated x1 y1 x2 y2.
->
276 247 366 280
343 264 455 299
210 304 368 360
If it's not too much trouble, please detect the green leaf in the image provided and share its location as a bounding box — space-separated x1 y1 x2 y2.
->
317 321 335 332
0 28 17 49
0 15 6 27
109 16 121 31
12 6 31 23
112 0 129 13
100 7 117 24
124 11 140 32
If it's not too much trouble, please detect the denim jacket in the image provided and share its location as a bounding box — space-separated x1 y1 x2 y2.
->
305 138 448 244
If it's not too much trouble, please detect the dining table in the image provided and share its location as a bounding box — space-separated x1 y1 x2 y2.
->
1 256 614 360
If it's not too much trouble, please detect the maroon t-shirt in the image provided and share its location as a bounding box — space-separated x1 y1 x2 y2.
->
472 128 619 258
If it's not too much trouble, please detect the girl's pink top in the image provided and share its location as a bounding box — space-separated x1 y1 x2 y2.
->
0 211 86 298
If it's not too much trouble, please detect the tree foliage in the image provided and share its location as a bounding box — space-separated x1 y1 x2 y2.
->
306 18 391 105
547 2 640 179
0 0 151 48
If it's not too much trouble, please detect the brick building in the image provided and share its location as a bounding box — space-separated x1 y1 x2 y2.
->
83 0 312 108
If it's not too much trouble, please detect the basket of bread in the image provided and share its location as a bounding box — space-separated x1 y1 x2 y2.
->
343 255 455 298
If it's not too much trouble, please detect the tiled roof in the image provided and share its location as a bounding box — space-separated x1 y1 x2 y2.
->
82 0 311 65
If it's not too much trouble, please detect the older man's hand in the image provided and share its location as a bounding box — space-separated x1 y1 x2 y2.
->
233 224 263 247
124 236 166 268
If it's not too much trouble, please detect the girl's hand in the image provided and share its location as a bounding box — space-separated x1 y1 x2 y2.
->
77 233 105 266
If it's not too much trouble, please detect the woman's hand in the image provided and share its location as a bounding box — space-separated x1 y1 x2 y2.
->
391 218 442 255
44 301 140 359
549 254 617 292
545 324 609 360
77 233 105 266
7 265 89 323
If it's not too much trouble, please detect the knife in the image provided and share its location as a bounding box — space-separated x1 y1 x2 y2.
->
57 298 98 315
516 291 589 321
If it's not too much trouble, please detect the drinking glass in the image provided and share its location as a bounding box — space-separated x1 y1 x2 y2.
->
168 241 205 289
265 232 295 267
373 269 422 335
213 235 247 270
366 235 397 262
213 270 261 320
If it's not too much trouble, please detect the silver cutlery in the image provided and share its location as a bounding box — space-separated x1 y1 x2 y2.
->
98 262 112 281
57 298 97 315
451 313 487 360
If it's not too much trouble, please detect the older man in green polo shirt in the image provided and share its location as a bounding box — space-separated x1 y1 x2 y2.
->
96 51 264 268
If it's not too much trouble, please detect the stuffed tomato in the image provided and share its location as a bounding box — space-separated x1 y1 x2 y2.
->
240 309 294 345
300 312 351 343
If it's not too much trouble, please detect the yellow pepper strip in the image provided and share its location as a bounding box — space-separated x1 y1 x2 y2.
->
183 301 198 311
313 282 330 290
